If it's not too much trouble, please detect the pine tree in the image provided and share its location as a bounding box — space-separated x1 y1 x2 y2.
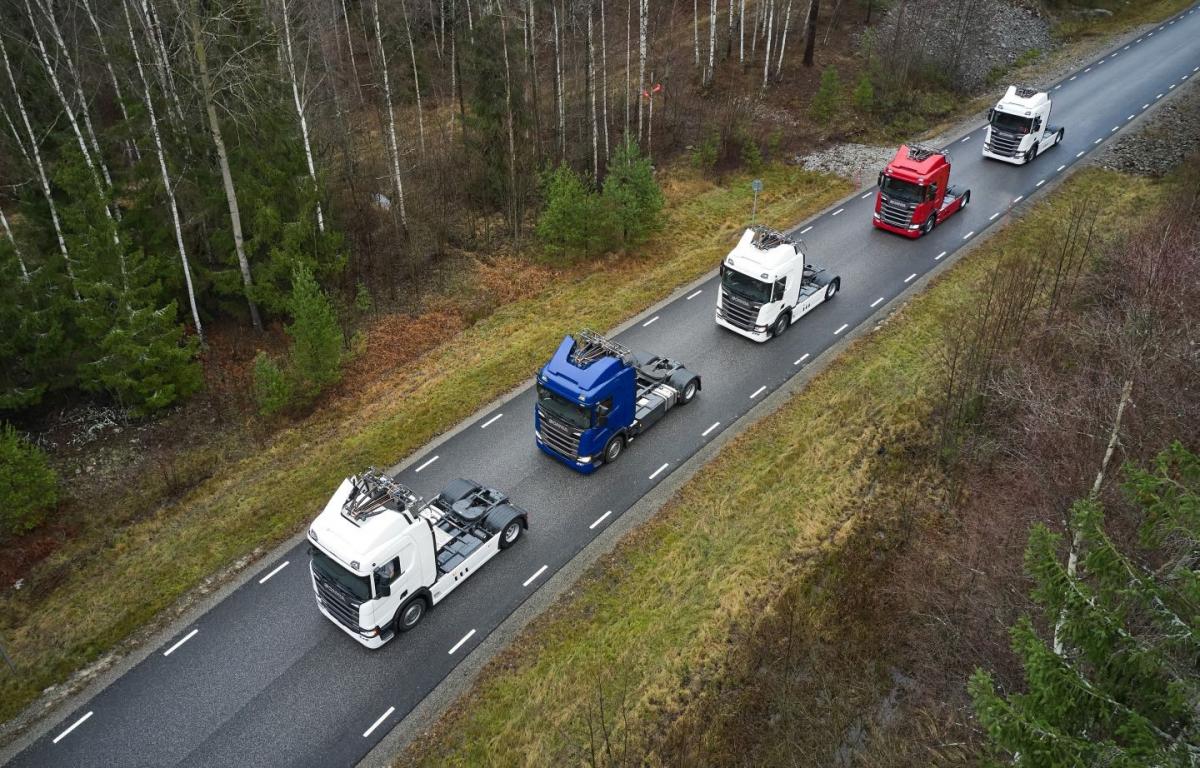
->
0 423 58 537
602 139 664 247
811 65 841 122
536 164 607 257
286 262 343 402
969 443 1200 766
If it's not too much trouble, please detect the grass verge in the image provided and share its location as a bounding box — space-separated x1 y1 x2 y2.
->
394 166 1163 766
0 164 851 727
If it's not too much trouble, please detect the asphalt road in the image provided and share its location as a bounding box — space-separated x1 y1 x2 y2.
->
9 8 1200 766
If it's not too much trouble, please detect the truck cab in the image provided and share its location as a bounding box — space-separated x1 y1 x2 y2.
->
716 226 840 342
873 145 970 238
983 85 1064 165
308 469 527 648
535 331 699 473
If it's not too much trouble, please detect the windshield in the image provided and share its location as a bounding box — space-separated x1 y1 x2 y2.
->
311 548 372 601
880 175 925 204
721 267 773 303
537 383 592 429
990 111 1032 134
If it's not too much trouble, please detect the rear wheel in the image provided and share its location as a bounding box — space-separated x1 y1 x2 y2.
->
1056 128 1065 146
961 190 971 207
603 435 624 464
681 379 699 404
825 279 840 301
498 519 522 549
396 597 427 633
771 312 791 339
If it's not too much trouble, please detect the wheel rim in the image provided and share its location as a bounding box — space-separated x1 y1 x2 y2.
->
828 281 837 298
403 602 422 626
923 217 934 234
685 381 697 400
607 440 621 461
503 521 520 543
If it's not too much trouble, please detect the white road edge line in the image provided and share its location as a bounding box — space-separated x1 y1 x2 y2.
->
414 455 439 472
860 191 873 199
589 510 613 529
870 296 884 308
1094 137 1103 144
1077 150 1086 158
1111 126 1119 132
523 565 548 587
832 208 844 216
363 707 396 738
960 136 971 143
1054 84 1061 90
794 353 810 365
904 273 917 283
163 629 198 657
1143 104 1150 109
1127 115 1135 121
749 385 767 399
963 231 975 240
1156 93 1163 99
1013 195 1023 203
649 462 670 480
642 315 659 327
833 323 849 335
989 212 1000 221
1084 67 1091 72
258 561 290 584
1056 165 1066 172
1037 180 1046 187
702 421 721 437
935 251 947 260
686 289 703 300
1069 75 1077 81
480 413 503 429
800 225 813 234
52 711 93 744
448 629 477 655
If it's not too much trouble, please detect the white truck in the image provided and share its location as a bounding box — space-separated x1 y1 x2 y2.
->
307 468 529 648
715 226 841 342
982 85 1065 165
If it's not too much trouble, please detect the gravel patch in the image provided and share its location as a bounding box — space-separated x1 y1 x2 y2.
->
797 143 898 188
1093 77 1200 176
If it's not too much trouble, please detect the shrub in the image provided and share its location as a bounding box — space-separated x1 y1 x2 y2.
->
690 129 721 172
737 129 764 174
811 66 843 123
536 163 608 257
252 352 292 416
602 139 664 248
852 73 875 111
0 424 58 537
286 263 344 403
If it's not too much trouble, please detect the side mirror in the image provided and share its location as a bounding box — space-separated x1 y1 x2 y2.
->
1033 117 1042 132
987 108 995 122
596 403 610 427
877 171 884 188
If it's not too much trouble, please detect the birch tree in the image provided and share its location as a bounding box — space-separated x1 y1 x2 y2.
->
552 0 565 159
706 0 717 84
400 0 426 156
279 0 326 234
80 0 141 163
692 0 700 68
761 0 774 90
587 4 599 180
775 0 793 76
498 10 519 241
0 206 30 284
371 0 408 228
188 1 263 331
599 0 609 160
0 31 78 300
637 0 647 141
739 0 745 62
123 0 204 341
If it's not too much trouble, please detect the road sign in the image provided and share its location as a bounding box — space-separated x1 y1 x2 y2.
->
751 179 763 223
751 179 763 193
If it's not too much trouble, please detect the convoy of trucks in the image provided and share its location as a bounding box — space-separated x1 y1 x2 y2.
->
310 83 1066 647
535 330 701 472
716 226 840 342
873 144 971 238
983 85 1064 165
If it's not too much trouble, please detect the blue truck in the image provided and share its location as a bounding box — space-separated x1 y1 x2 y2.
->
534 330 701 473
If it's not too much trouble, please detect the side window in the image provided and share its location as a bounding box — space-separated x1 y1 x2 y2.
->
773 277 787 301
927 183 938 202
375 556 401 583
1033 116 1043 132
596 398 613 426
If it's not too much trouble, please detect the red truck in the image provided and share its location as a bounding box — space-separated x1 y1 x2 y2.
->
872 145 970 238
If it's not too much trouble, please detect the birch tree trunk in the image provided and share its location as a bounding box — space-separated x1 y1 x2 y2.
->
190 2 263 331
400 0 426 156
0 206 30 283
802 0 818 66
1 104 31 166
552 0 565 160
280 0 326 233
0 32 78 299
123 0 203 341
637 0 647 142
337 0 364 101
762 0 774 90
625 0 631 139
80 0 141 163
706 0 717 84
599 0 610 161
498 10 519 242
739 0 745 61
144 0 186 126
775 0 793 76
588 6 598 180
692 0 700 67
371 0 409 229
526 0 543 165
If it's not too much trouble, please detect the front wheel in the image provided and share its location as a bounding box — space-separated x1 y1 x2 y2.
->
396 597 427 633
603 435 624 464
921 215 935 236
771 312 790 339
498 519 523 549
1024 147 1036 164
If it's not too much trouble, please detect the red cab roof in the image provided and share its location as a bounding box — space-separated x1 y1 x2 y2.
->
884 144 948 182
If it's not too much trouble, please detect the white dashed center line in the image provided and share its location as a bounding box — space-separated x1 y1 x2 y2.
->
589 510 612 529
794 353 810 365
870 296 885 308
523 565 548 587
1070 75 1077 81
1127 115 1135 121
1077 151 1085 158
163 629 198 657
832 208 844 216
1111 126 1119 132
800 225 813 234
960 136 971 143
686 289 703 300
363 707 395 738
649 462 670 480
414 455 439 472
1094 138 1103 144
448 629 477 655
989 212 1000 221
702 421 721 437
258 561 290 584
1143 104 1150 109
1156 93 1164 99
480 413 503 429
963 231 975 240
833 323 849 335
1013 195 1023 204
1084 67 1091 72
52 711 94 744
861 191 873 199
904 273 917 284
749 385 767 399
935 251 947 260
1037 179 1046 187
1054 84 1062 90
642 315 659 327
1057 165 1066 172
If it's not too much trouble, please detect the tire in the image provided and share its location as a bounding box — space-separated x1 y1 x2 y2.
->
1024 147 1036 164
962 190 971 207
498 519 522 549
771 312 790 339
825 279 839 301
395 597 427 633
1056 128 1065 147
921 215 935 236
680 378 699 404
603 435 624 464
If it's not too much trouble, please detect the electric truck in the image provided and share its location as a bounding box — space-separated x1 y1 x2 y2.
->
873 144 971 238
983 85 1065 165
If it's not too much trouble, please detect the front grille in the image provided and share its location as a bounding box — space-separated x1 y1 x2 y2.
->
718 288 763 331
537 406 582 460
988 130 1021 157
878 196 913 228
312 567 364 631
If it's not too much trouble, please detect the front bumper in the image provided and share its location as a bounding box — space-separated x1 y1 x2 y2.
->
715 312 770 342
872 215 921 239
982 147 1026 165
536 435 599 474
315 600 389 648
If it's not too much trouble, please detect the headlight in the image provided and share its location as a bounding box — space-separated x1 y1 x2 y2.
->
578 455 592 463
754 324 767 332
